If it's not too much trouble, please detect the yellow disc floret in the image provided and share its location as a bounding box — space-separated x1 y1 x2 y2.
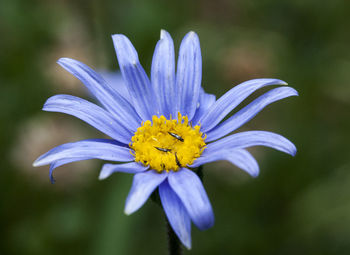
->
130 113 206 172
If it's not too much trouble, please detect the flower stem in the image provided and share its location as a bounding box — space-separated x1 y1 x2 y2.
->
150 189 182 254
166 218 182 255
151 166 204 254
195 165 203 181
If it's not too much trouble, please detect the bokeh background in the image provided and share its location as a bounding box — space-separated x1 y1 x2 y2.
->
1 0 350 254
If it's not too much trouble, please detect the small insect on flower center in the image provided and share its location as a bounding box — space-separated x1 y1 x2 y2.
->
130 113 206 172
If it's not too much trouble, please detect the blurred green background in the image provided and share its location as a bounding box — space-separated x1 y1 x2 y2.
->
1 0 350 254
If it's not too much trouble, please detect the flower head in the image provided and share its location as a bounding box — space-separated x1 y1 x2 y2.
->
34 30 298 249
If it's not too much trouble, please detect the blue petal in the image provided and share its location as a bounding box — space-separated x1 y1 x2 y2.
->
99 162 148 180
168 168 214 230
43 94 132 144
206 131 297 156
124 170 167 215
190 149 259 177
112 34 157 120
57 58 141 130
47 138 127 183
33 139 133 167
159 180 192 249
176 32 202 120
206 86 298 141
191 88 216 126
199 78 288 132
99 71 130 101
151 30 176 118
49 147 137 183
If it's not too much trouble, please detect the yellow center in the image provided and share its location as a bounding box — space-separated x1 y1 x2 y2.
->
130 113 206 172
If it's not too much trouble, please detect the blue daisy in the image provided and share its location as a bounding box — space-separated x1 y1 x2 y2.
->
34 30 298 249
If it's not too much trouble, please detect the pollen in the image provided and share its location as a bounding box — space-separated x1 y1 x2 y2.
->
130 113 206 172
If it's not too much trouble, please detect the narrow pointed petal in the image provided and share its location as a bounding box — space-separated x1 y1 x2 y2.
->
168 168 214 230
190 149 259 177
43 95 132 144
151 30 176 117
99 71 130 101
206 86 298 141
191 88 216 125
33 139 133 167
49 148 138 183
159 181 192 249
124 170 167 215
47 138 128 183
112 34 157 120
206 131 297 156
176 31 202 120
99 162 148 180
200 78 288 132
57 58 141 130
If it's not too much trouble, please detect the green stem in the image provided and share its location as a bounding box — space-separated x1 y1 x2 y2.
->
195 165 203 181
151 166 204 254
166 218 182 255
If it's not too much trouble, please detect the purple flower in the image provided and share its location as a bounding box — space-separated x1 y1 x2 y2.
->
33 30 297 249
